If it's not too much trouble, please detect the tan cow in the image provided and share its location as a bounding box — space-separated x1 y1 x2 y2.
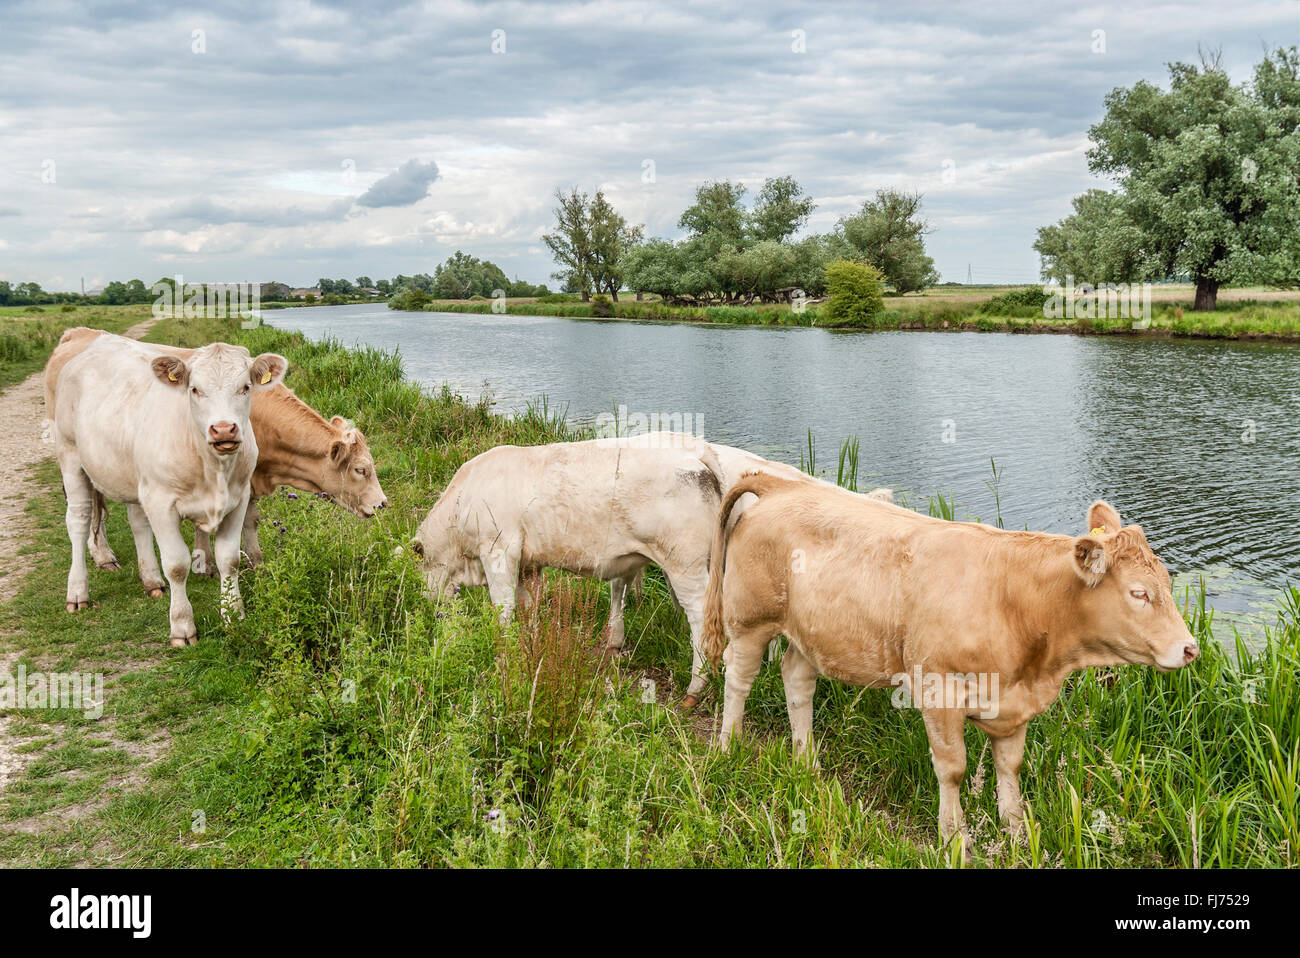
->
411 438 724 699
701 473 1200 855
45 328 387 578
54 335 288 645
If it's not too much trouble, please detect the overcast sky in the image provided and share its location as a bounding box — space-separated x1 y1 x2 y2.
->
1 0 1296 291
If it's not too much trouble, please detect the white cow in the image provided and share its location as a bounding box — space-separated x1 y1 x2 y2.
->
54 337 287 646
411 438 724 700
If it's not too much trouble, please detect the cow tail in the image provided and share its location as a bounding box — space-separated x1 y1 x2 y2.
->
702 471 775 667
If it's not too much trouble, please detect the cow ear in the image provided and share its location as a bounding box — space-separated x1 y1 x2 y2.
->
250 353 288 389
1087 501 1122 537
1072 535 1109 587
329 434 355 464
151 355 188 387
330 415 347 429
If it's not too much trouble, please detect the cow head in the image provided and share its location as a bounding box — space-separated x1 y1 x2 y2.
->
1071 501 1199 672
409 503 485 601
326 416 389 518
152 345 288 457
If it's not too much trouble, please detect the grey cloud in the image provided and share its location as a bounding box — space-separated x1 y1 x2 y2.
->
355 160 441 209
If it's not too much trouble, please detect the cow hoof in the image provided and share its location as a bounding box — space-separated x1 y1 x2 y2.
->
66 600 89 612
680 694 700 709
146 587 166 598
186 636 200 646
169 634 196 648
96 560 121 571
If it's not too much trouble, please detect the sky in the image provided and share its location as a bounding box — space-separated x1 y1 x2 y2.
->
1 0 1297 291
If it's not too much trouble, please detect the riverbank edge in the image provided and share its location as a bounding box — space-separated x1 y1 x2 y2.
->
391 301 1300 343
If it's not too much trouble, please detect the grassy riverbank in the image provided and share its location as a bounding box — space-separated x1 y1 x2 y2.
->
411 286 1300 340
1 310 1297 867
0 305 143 392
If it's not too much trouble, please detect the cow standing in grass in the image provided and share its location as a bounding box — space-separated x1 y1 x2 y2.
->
701 474 1200 855
411 439 725 702
44 327 388 577
53 336 287 646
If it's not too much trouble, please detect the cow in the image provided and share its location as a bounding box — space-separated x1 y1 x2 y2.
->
701 473 1200 856
45 328 387 579
53 335 288 646
411 439 725 701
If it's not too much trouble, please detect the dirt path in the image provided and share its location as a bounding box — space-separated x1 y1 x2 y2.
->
0 316 159 801
0 317 158 604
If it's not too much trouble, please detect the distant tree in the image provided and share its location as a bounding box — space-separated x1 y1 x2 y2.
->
543 187 594 300
748 175 817 243
833 190 939 294
355 276 373 289
588 191 644 301
679 180 748 246
1033 190 1149 284
1046 46 1300 310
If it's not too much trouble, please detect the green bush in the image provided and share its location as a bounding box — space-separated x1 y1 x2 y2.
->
823 260 885 327
977 286 1049 317
387 287 431 311
590 293 613 318
60 304 76 313
536 292 580 304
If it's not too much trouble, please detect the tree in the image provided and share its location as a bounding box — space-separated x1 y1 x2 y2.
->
748 175 817 243
588 191 643 301
1060 46 1300 310
542 187 594 300
1033 190 1149 284
678 180 748 247
833 190 939 293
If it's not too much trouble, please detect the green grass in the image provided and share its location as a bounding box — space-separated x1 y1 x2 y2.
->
0 305 145 392
0 310 1296 867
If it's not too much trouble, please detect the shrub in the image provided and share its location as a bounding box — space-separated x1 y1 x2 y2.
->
590 293 613 318
60 304 76 313
388 287 431 311
977 286 1049 317
536 292 580 304
823 260 885 327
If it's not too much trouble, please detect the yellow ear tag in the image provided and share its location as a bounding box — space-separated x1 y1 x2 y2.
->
1090 526 1106 536
168 371 177 382
260 370 272 385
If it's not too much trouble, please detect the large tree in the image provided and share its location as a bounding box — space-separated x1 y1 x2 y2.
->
832 190 939 294
1033 189 1149 285
542 187 594 300
1051 47 1300 310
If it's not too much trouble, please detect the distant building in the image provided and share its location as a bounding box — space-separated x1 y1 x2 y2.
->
290 288 321 299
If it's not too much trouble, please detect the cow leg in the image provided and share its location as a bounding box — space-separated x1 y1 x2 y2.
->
991 723 1028 834
212 500 248 624
717 628 769 747
781 641 819 759
87 490 120 571
144 504 197 647
126 503 166 598
483 549 521 624
60 463 94 611
605 575 629 650
667 571 709 705
241 498 263 567
923 708 972 861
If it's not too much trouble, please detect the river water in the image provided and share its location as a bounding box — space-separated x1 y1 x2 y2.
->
267 303 1299 641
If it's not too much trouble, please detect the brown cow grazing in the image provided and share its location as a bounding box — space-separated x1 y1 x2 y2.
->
45 328 387 579
701 473 1199 856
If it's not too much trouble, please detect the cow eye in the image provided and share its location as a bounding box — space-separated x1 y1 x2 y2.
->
191 387 199 396
1130 589 1149 602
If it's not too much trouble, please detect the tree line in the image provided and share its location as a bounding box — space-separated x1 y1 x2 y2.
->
542 178 939 304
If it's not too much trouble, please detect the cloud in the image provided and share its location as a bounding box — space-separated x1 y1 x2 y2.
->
356 159 441 209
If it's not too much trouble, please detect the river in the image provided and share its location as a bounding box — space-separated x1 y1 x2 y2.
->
266 302 1300 641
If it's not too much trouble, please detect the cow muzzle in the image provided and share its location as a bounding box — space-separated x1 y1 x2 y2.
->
208 421 241 454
